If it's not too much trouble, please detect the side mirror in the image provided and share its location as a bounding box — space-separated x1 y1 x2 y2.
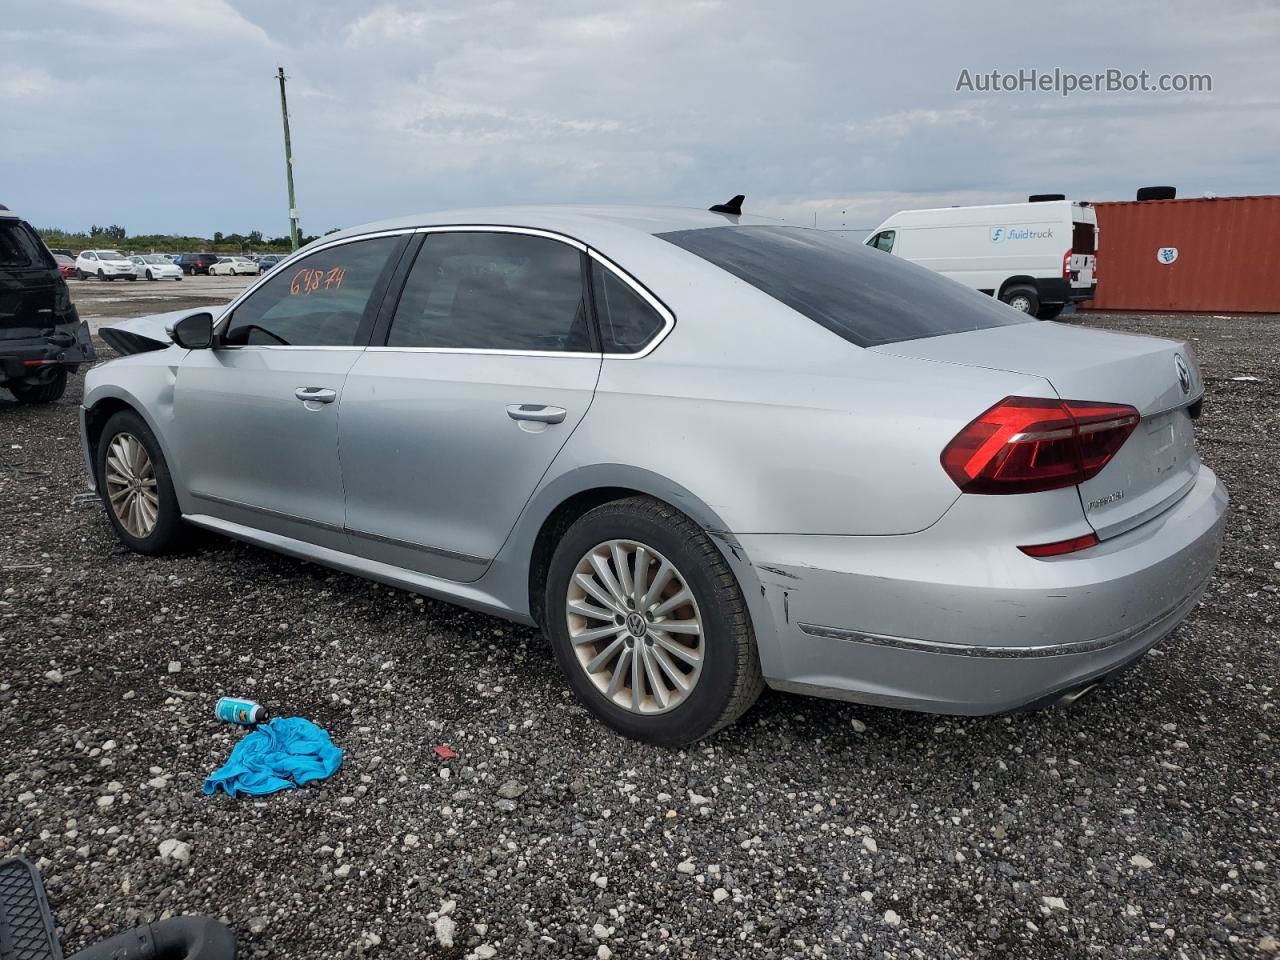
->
170 312 214 349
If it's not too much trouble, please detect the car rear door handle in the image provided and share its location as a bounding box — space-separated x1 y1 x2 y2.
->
506 404 567 424
295 386 337 404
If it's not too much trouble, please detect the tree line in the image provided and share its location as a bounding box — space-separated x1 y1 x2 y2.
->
36 224 340 254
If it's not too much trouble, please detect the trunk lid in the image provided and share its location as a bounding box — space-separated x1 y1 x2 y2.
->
875 322 1203 539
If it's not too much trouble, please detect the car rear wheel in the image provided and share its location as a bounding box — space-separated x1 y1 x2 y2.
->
10 369 67 404
96 410 187 555
1001 284 1039 314
544 496 764 745
75 268 85 280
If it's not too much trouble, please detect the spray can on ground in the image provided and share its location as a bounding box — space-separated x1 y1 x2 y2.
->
215 697 270 726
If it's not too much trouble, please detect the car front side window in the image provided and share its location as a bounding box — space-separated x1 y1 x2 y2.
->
385 231 592 353
869 230 896 253
221 235 400 347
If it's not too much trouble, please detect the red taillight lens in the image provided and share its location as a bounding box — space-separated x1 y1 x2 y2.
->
1062 249 1073 278
1019 533 1100 557
940 396 1139 495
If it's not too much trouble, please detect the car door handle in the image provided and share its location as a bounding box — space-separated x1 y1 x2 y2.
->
295 386 337 404
506 404 567 424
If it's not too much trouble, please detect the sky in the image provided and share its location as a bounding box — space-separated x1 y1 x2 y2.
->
2 0 1277 238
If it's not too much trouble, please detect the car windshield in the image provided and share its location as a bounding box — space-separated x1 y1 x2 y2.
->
657 225 1034 348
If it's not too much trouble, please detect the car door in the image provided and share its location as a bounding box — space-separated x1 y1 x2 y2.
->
338 228 602 582
172 232 408 550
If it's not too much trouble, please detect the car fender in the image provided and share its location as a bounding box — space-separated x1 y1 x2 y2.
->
486 461 784 678
82 362 184 497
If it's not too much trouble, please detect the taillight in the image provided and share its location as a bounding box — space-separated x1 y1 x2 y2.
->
1062 249 1072 278
940 396 1139 494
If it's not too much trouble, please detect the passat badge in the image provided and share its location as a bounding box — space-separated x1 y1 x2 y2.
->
1157 246 1179 264
1174 354 1192 395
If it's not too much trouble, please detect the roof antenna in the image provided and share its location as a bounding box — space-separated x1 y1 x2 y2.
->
709 194 744 216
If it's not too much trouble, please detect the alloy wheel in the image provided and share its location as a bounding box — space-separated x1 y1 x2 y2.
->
104 433 160 538
565 539 705 715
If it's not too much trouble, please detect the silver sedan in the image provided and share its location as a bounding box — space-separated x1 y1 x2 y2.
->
81 205 1227 744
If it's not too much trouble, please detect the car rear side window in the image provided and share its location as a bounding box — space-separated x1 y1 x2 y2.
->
590 260 665 353
658 225 1032 348
385 231 592 353
0 221 52 268
222 235 399 347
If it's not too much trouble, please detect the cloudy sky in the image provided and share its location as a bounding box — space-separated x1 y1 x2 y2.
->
3 0 1276 238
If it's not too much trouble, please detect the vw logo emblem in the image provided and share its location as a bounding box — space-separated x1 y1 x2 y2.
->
1174 354 1192 395
626 612 647 638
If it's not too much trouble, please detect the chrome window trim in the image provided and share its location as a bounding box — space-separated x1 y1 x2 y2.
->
214 223 676 359
366 347 603 359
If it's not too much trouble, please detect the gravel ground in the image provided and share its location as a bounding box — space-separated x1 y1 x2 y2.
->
1 309 1277 959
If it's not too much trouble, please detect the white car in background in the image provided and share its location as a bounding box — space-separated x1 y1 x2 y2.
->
128 255 183 281
208 256 261 276
75 250 137 281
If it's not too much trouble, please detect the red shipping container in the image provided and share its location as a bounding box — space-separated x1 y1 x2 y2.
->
1082 195 1280 313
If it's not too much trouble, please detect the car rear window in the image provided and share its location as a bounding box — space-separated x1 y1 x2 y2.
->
1072 221 1096 254
657 225 1033 348
0 221 53 269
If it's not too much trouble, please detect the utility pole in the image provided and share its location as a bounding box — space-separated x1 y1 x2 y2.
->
276 67 300 251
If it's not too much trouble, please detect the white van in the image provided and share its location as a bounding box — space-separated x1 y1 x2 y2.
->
865 199 1098 319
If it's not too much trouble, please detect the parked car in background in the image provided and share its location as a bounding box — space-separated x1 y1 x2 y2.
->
176 253 220 275
75 249 137 281
209 256 261 276
53 254 76 279
1 204 95 403
256 254 285 271
83 204 1225 744
865 198 1098 319
129 255 183 281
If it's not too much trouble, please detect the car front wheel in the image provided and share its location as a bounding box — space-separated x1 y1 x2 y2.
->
96 410 187 555
1001 284 1039 314
544 496 764 745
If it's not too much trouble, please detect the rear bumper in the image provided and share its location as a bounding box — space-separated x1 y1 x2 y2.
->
742 464 1228 714
1 326 96 382
1037 277 1097 305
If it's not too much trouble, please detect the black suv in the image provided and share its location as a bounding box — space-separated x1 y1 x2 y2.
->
176 252 221 275
1 205 95 403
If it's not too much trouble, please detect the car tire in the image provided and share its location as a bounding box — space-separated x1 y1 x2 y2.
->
10 369 68 404
96 409 187 555
544 496 764 745
1037 303 1065 320
75 268 85 280
97 269 105 281
1001 284 1039 314
127 275 137 281
145 270 153 280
